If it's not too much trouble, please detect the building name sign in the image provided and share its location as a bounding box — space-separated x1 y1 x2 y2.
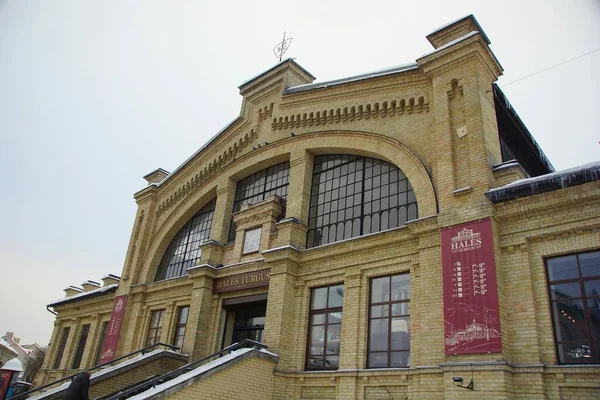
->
213 269 271 293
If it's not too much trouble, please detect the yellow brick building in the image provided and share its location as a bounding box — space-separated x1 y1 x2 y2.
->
36 15 600 399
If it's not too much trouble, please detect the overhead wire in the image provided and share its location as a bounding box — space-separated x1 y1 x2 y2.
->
500 47 600 88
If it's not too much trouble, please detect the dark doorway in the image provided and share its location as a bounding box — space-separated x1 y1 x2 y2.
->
221 298 267 349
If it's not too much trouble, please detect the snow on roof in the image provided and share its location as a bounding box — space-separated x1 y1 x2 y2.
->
238 58 316 89
102 274 121 280
419 31 479 59
486 160 600 202
492 160 521 172
284 62 418 94
427 14 491 45
0 338 18 356
127 348 277 400
48 284 118 307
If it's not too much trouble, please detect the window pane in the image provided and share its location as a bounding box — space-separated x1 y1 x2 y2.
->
328 285 344 308
311 314 326 325
391 274 410 301
328 312 343 324
550 282 582 300
547 255 579 282
370 319 388 351
557 343 593 364
552 300 588 341
390 351 410 368
585 280 600 298
326 325 341 355
588 299 600 341
312 288 328 310
368 352 387 368
371 277 390 303
580 252 600 278
371 305 388 318
325 356 339 369
391 302 410 317
391 317 410 351
309 326 325 355
179 306 189 324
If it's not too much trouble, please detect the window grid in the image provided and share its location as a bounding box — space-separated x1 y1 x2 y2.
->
172 306 190 351
307 155 417 248
71 324 90 369
368 274 411 368
145 309 166 347
545 250 600 364
155 198 216 281
53 327 70 369
228 162 290 242
306 284 344 370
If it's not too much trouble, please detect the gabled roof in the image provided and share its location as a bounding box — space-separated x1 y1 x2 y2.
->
238 58 316 90
283 62 418 94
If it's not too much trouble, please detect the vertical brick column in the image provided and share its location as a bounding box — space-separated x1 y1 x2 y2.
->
338 270 362 370
285 148 314 226
81 314 100 368
210 177 236 245
262 247 300 371
186 266 216 360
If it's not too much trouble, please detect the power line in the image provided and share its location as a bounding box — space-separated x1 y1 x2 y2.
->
500 47 600 88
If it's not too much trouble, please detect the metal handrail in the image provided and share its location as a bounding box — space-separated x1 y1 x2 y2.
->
103 340 267 400
11 342 180 400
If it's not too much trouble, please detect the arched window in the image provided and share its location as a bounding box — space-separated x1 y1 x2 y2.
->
228 162 290 242
307 155 417 248
155 198 216 281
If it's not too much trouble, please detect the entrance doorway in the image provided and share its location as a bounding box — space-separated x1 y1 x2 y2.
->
221 296 267 349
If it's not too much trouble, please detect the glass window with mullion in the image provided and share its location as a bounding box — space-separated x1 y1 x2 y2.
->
172 306 190 351
546 250 600 364
146 309 165 347
368 274 410 368
306 284 344 370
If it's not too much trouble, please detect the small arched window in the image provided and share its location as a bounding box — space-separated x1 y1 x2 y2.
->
155 198 216 281
307 155 417 248
228 162 290 242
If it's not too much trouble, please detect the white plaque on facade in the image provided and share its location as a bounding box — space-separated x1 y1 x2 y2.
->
243 227 261 254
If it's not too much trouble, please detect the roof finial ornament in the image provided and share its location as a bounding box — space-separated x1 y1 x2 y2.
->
273 31 292 62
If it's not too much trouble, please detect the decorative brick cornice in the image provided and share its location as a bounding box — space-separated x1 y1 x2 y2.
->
157 128 258 216
258 103 274 120
233 195 282 230
271 95 429 131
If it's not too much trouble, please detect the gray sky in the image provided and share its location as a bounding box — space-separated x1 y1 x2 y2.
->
1 0 598 345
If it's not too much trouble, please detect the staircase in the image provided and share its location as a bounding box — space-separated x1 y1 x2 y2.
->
95 340 277 400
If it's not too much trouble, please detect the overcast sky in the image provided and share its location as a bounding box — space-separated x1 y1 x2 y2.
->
1 1 599 345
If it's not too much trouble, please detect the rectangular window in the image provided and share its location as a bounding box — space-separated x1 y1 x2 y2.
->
146 309 166 347
368 274 410 368
53 327 71 369
172 306 190 350
71 324 90 369
94 321 110 365
306 284 344 370
546 250 600 364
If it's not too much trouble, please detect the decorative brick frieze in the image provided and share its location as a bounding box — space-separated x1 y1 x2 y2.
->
271 96 429 131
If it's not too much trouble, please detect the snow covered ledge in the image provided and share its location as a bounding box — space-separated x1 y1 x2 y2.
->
486 161 600 203
492 160 529 187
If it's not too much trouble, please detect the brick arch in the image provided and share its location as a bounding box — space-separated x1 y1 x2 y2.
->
139 130 436 283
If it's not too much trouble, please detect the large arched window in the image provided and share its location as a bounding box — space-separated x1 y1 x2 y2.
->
228 162 290 242
155 198 216 281
307 155 417 248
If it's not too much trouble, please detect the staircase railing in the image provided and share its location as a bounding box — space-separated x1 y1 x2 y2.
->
11 343 180 400
103 340 267 400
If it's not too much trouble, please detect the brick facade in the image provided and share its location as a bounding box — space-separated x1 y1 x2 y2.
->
38 15 600 399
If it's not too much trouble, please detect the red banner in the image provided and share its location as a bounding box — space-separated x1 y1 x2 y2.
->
99 295 128 364
0 370 13 400
442 218 502 354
